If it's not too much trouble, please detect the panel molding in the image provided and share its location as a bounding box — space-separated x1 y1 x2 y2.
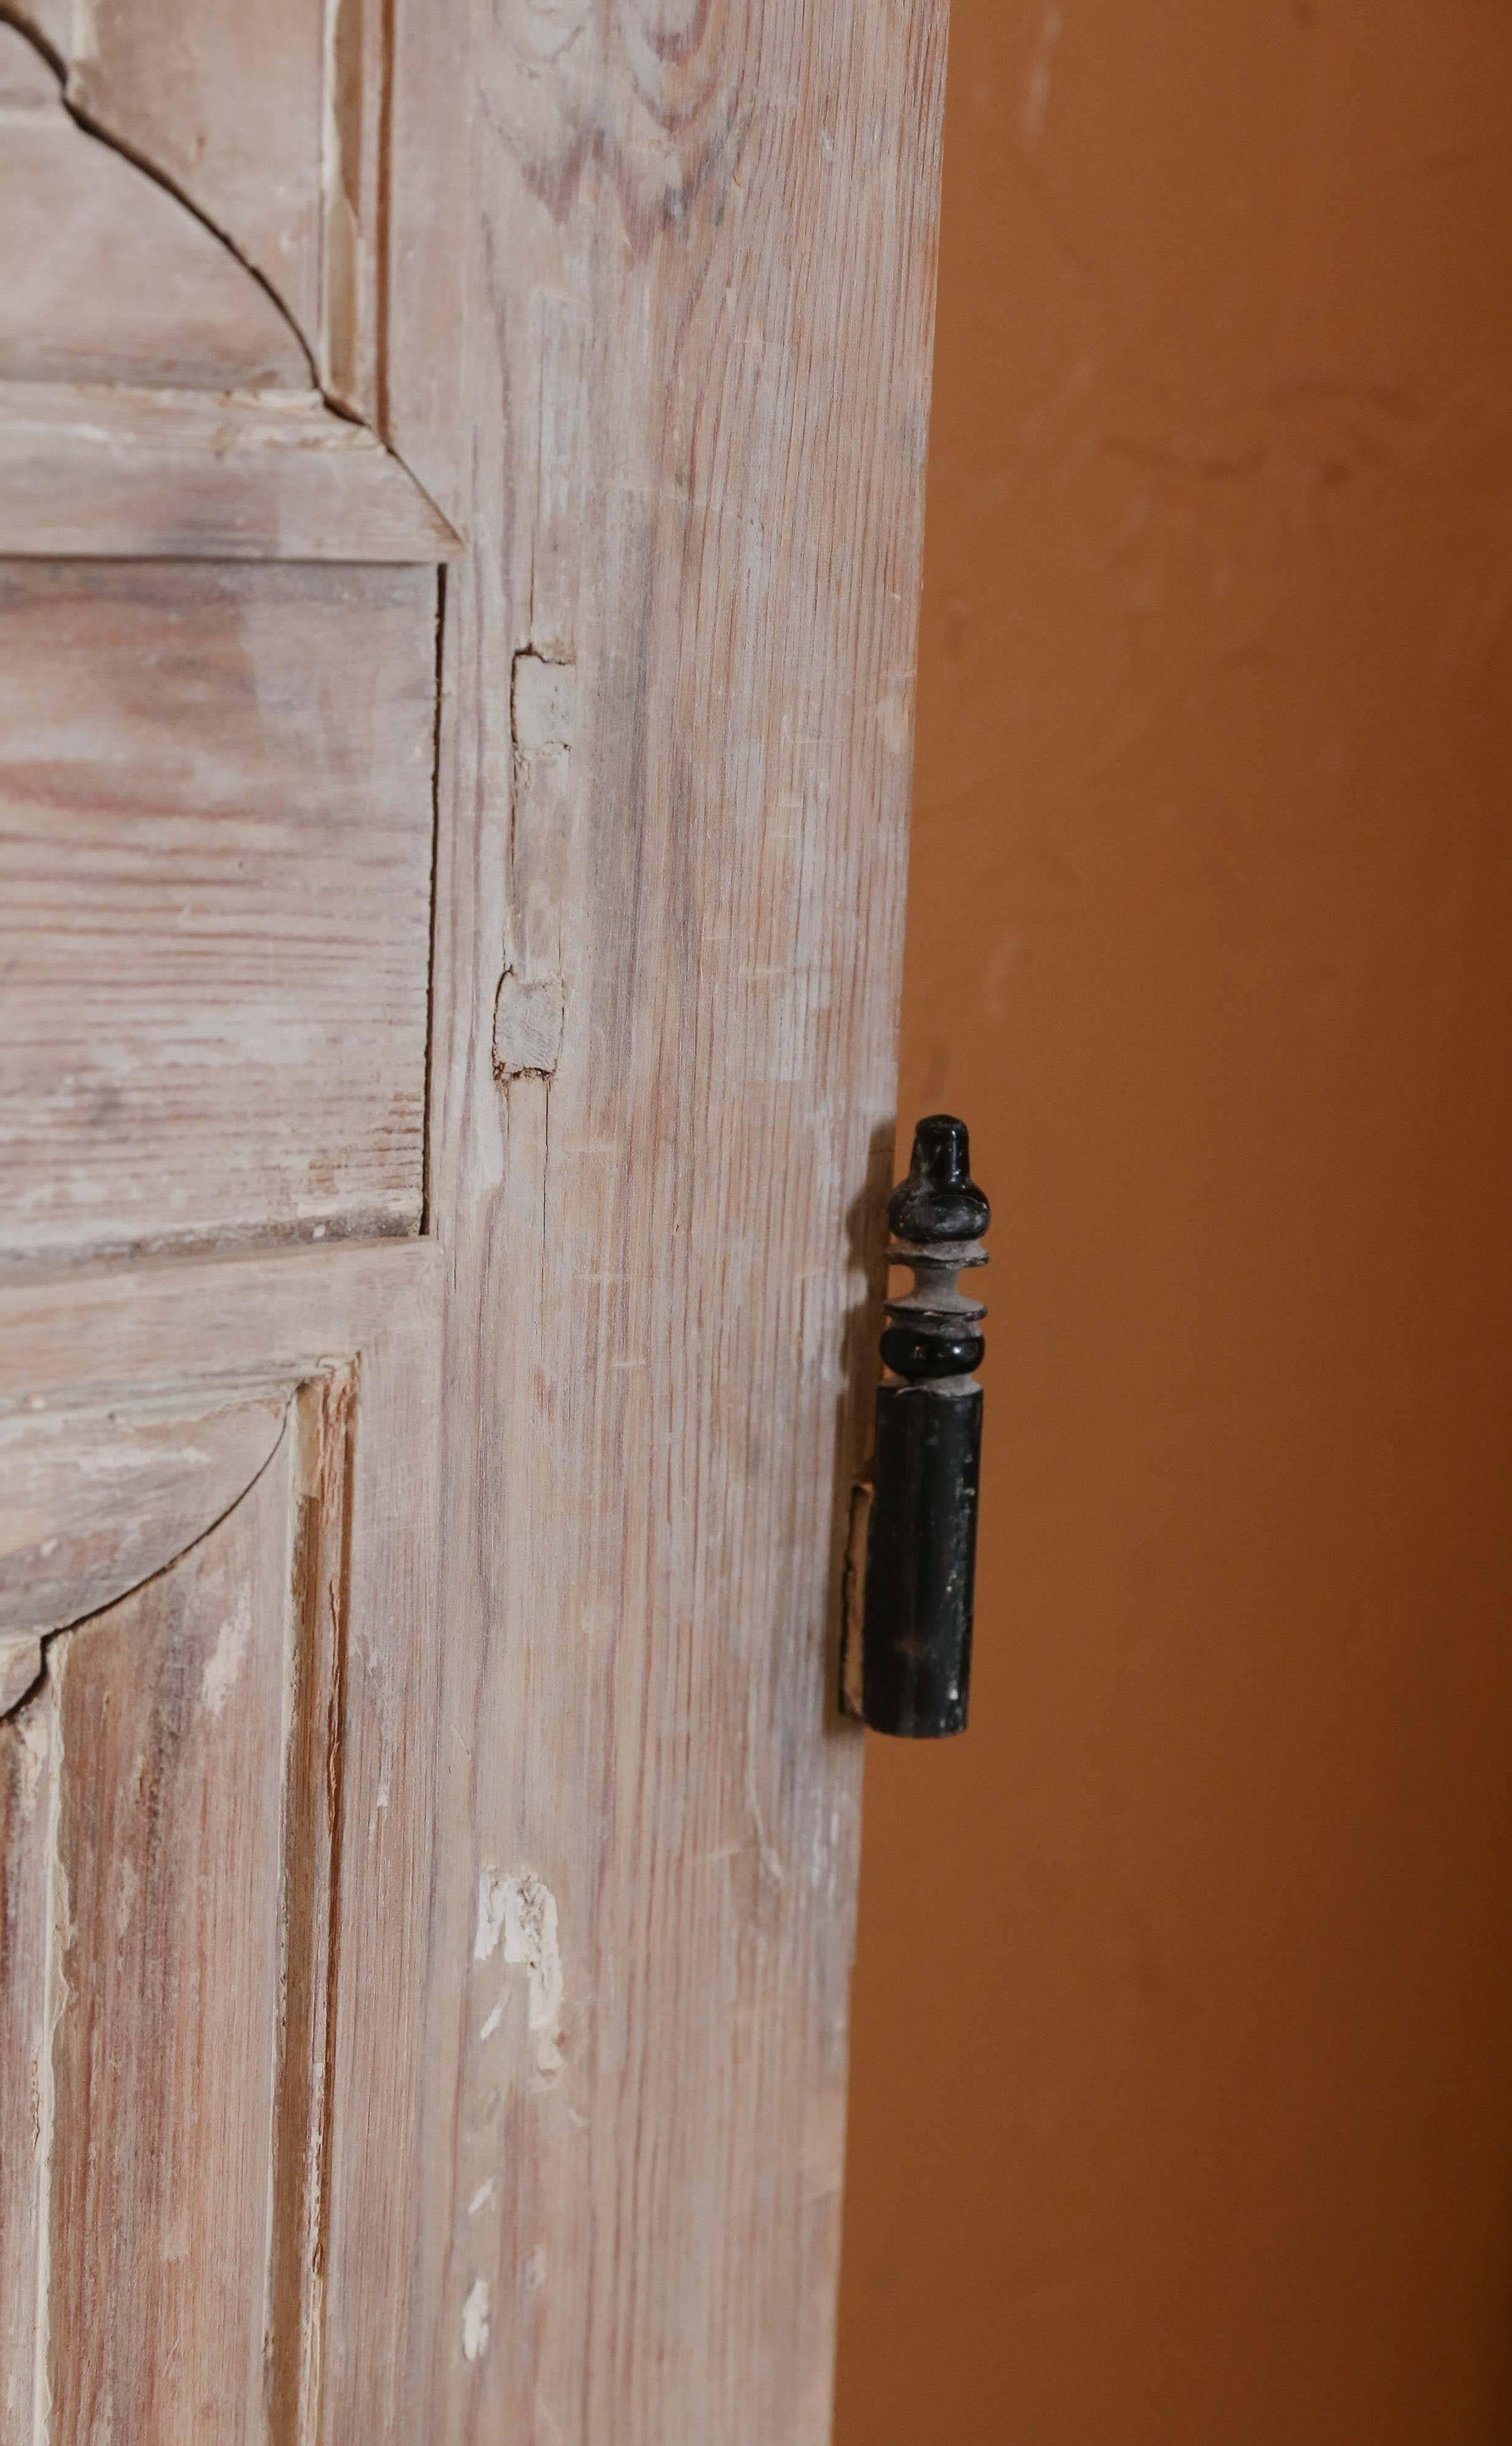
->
0 1363 356 2435
0 1241 441 2440
0 558 439 1269
0 380 459 561
0 1388 289 1716
0 17 459 559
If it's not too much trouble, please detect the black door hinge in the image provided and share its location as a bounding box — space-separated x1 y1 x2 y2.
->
842 1114 989 1738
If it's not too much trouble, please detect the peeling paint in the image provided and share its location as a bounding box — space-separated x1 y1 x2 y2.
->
503 1872 564 2076
474 1868 508 1960
474 1866 564 2075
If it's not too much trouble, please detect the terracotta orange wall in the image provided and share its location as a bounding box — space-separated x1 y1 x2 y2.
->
836 4 1512 2440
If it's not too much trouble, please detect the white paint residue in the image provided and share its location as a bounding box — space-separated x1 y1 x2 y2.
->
479 1998 505 2043
1022 3 1063 149
503 1872 565 2075
462 2278 490 2362
523 2244 548 2294
474 1868 509 1961
468 2179 497 2219
475 1867 564 2075
200 1589 252 1718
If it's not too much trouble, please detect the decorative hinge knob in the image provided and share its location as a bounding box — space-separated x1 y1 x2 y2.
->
846 1114 989 1738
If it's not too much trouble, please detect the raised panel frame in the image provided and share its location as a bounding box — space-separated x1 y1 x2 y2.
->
0 1241 442 2439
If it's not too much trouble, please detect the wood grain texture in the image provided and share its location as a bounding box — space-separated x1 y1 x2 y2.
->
0 24 306 391
14 0 405 429
44 1438 299 2439
267 1370 354 2441
4 6 468 523
376 0 951 2434
0 1665 51 2440
0 0 950 2425
0 382 459 560
0 560 438 1265
0 1240 433 1408
62 0 326 360
0 1241 442 2445
0 1388 284 1643
376 0 468 525
320 0 388 422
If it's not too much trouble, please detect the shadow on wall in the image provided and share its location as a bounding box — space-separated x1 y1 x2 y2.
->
835 3 1512 2442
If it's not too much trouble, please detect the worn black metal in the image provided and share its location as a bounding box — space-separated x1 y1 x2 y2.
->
860 1115 989 1738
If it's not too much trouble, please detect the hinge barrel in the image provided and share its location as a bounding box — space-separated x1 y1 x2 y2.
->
850 1113 990 1739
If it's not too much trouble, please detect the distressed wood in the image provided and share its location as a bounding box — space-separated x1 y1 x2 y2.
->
377 2 468 524
0 24 306 391
0 0 952 2431
0 1389 286 1724
12 0 403 429
320 0 388 422
0 1240 433 1405
0 560 438 1265
0 1636 40 1713
46 1438 303 2437
61 0 326 359
267 1370 355 2440
0 1378 351 2439
0 382 458 561
0 1676 50 2439
0 1242 442 2443
376 0 951 2435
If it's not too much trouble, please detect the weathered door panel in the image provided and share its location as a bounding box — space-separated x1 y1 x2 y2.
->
0 0 950 2431
0 1249 441 2445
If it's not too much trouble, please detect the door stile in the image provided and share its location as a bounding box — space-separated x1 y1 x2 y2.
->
396 0 951 2435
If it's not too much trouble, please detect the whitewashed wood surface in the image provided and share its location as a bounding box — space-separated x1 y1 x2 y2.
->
0 0 951 2431
399 0 951 2434
0 561 438 1265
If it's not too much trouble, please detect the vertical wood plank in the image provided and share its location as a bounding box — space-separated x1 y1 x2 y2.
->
315 1260 449 2436
385 0 951 2434
0 1682 54 2442
320 0 388 419
266 1372 355 2442
43 1446 295 2440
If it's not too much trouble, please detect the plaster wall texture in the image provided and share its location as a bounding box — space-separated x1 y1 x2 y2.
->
836 4 1512 2438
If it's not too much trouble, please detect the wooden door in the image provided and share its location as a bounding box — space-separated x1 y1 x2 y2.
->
0 3 948 2436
